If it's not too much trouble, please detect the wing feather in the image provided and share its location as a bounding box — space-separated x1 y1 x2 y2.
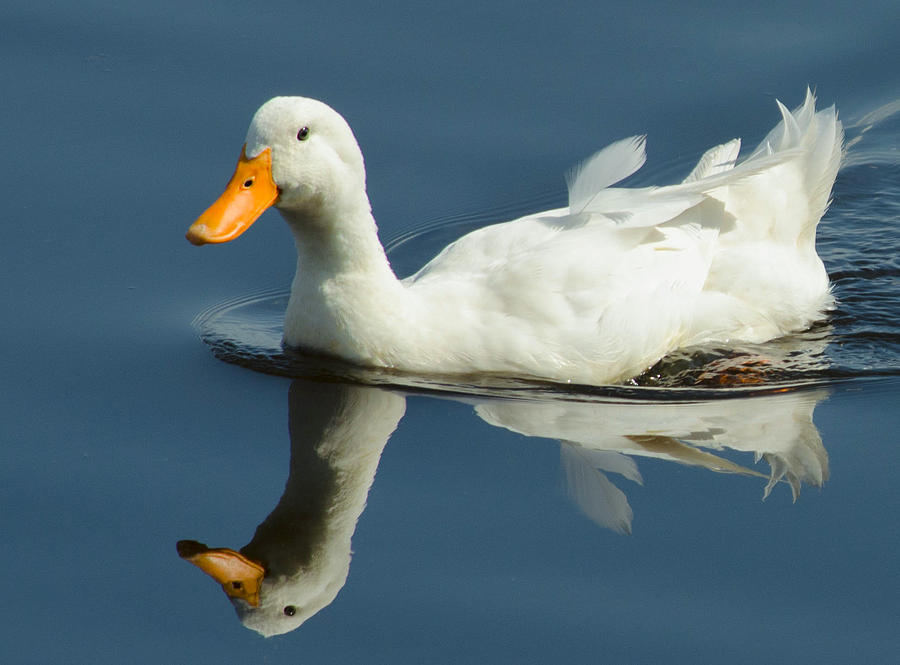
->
566 136 647 213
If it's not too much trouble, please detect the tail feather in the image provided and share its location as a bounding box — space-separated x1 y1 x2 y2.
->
755 89 843 223
805 103 843 223
708 89 843 248
564 90 843 249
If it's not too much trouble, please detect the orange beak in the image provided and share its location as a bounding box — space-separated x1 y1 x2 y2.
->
186 145 279 245
177 540 266 607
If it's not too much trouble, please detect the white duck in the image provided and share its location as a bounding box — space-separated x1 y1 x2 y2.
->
187 90 843 385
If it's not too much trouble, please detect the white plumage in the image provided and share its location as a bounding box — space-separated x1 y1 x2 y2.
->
188 90 843 385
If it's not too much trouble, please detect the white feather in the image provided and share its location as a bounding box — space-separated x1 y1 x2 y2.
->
683 138 741 183
566 135 647 213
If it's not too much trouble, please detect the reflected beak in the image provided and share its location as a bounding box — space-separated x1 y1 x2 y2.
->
177 540 265 607
186 145 279 245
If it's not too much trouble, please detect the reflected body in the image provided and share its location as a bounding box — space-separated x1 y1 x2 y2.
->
179 378 829 634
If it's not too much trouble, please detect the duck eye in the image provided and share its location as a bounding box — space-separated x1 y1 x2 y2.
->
296 126 310 141
283 605 297 617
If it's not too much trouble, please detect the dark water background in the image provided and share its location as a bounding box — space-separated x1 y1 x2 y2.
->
2 0 900 662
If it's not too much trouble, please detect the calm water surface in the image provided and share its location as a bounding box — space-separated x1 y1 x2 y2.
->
2 0 900 663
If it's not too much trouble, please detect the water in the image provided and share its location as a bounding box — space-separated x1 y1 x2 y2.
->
3 0 900 662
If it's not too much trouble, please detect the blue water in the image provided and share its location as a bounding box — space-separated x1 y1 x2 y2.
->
3 0 900 662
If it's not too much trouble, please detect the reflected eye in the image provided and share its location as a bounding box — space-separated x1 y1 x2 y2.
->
296 126 310 141
283 605 297 617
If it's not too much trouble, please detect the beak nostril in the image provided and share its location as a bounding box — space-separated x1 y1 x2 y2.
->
186 145 275 246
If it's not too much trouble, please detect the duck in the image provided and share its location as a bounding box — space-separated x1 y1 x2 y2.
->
187 90 843 386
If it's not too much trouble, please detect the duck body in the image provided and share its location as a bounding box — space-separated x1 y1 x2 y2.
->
188 90 843 385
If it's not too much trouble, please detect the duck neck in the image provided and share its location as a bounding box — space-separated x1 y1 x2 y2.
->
281 196 394 276
240 381 403 577
278 199 411 361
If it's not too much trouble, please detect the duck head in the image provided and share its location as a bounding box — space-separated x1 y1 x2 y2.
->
186 97 367 245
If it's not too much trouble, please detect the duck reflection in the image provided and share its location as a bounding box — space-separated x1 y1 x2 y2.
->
475 389 828 533
178 379 828 636
178 380 405 636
